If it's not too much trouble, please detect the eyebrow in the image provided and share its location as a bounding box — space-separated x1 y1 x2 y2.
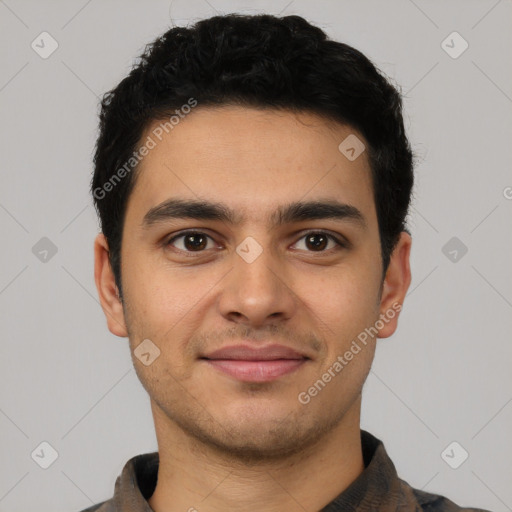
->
141 198 367 230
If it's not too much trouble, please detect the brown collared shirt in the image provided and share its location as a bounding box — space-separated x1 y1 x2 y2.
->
78 430 492 512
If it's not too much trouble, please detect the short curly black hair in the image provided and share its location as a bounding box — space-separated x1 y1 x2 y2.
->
91 13 414 299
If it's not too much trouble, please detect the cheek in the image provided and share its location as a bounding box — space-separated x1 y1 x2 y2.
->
123 250 201 321
294 265 379 335
122 257 221 363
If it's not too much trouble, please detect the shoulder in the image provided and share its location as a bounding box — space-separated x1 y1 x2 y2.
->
410 484 493 511
75 500 113 512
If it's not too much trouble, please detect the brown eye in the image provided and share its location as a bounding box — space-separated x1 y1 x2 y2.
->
292 231 345 252
167 232 214 252
305 233 328 251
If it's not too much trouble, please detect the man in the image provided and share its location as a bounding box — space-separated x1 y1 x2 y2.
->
85 13 490 512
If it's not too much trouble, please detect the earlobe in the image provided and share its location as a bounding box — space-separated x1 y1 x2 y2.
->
94 233 128 338
377 231 412 339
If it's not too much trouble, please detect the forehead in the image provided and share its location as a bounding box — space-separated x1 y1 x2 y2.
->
126 106 376 226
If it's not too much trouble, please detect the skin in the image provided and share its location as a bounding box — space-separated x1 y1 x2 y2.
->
94 106 412 512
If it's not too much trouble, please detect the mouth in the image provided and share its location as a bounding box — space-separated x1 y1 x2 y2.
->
200 344 310 383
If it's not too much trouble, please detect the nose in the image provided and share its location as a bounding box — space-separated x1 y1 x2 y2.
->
217 243 298 328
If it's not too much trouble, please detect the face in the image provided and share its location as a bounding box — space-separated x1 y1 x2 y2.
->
95 106 411 462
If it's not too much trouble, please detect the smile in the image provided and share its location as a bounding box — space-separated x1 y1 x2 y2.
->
201 358 308 382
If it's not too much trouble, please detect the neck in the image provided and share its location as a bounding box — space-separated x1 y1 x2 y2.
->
147 397 365 512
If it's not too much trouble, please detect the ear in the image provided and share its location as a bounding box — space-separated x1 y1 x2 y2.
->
376 231 412 339
94 233 128 337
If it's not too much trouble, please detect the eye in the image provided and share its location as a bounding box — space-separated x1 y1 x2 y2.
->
292 231 346 252
165 230 347 256
166 231 217 253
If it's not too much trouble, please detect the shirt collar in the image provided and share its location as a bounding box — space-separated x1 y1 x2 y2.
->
110 430 405 511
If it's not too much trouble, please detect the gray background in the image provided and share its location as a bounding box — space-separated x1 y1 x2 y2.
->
1 0 511 511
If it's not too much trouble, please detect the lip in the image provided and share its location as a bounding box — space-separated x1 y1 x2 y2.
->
202 344 309 361
203 359 307 382
200 344 310 383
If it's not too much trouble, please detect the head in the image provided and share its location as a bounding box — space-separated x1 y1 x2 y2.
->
93 14 413 462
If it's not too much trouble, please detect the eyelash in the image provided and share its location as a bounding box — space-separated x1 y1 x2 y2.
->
165 230 347 256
